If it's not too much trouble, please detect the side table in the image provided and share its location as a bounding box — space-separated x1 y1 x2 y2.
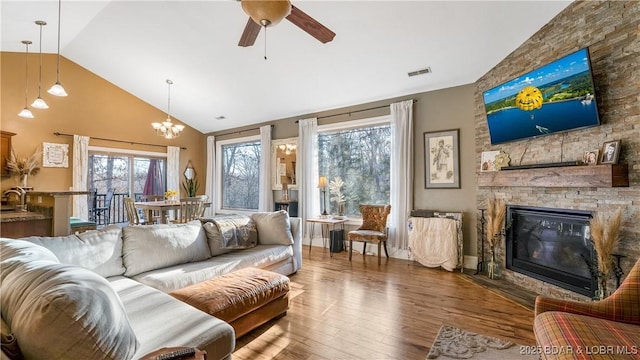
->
306 217 348 257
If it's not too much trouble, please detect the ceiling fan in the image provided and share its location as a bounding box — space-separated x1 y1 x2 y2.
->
238 0 336 47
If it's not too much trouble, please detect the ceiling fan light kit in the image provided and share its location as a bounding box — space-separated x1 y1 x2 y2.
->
242 0 291 27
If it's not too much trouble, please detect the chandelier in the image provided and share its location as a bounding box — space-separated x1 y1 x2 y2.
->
151 79 184 139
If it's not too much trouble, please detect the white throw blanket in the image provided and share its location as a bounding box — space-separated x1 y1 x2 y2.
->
408 217 458 271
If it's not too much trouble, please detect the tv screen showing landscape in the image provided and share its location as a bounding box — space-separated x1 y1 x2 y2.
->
483 48 600 145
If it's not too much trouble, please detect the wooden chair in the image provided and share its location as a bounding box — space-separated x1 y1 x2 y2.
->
124 197 149 225
348 204 391 265
175 197 205 223
136 194 163 223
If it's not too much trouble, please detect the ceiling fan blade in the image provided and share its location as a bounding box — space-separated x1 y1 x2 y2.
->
286 5 335 44
238 17 261 47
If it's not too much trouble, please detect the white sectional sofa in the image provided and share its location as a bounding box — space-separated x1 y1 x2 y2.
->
0 211 301 360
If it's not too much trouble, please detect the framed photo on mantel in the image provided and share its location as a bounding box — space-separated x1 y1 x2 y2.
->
424 129 460 189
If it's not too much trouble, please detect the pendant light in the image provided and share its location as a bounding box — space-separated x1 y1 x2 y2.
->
18 40 34 118
31 20 49 109
151 80 185 139
48 0 67 96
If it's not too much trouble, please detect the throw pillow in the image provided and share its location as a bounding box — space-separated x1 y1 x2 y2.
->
201 222 233 256
21 225 126 278
204 215 258 251
1 261 139 360
1 316 22 360
251 210 294 245
121 220 210 277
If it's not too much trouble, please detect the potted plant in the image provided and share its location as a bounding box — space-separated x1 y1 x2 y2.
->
5 147 40 188
328 176 346 217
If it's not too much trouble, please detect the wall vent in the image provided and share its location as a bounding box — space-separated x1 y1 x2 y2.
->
408 67 432 77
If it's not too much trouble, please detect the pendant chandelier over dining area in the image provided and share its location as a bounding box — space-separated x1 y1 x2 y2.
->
151 79 185 139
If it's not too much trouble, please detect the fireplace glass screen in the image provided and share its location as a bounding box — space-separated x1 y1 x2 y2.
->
506 205 596 297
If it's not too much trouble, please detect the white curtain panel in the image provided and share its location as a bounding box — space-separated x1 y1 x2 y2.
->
259 125 273 211
166 146 180 194
204 136 216 216
72 135 90 219
389 100 414 249
298 118 319 239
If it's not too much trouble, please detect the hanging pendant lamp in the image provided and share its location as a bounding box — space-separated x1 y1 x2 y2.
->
18 40 35 118
151 80 185 139
48 0 67 96
31 20 49 109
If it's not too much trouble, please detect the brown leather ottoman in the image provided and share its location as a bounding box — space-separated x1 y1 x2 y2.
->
169 267 290 338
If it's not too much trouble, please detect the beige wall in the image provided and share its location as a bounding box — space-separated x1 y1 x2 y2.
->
1 52 205 194
212 84 479 257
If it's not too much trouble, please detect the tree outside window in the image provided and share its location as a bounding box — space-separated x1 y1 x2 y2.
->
318 124 391 216
221 140 261 210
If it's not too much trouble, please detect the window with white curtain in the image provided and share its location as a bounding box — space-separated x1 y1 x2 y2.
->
216 135 261 211
317 116 391 217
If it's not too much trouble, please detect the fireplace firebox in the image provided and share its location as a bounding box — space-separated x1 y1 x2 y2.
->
506 205 596 297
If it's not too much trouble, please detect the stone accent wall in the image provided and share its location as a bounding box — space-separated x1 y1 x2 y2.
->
475 1 639 300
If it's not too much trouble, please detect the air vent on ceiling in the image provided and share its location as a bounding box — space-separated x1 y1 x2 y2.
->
215 116 226 121
408 67 432 77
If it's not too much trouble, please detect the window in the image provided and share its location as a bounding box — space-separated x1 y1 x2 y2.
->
318 117 391 216
88 148 166 224
218 136 261 211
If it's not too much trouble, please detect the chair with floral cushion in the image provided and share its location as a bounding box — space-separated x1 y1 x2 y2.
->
348 204 391 265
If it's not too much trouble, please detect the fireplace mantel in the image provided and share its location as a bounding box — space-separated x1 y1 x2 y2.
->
478 164 629 188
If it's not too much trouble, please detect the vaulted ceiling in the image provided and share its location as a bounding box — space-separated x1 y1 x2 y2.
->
1 1 571 133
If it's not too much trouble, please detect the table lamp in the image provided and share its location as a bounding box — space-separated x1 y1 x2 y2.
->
318 176 328 216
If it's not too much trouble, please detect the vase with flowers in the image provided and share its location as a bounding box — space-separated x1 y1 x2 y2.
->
328 176 346 218
589 207 622 300
5 147 41 189
485 196 507 279
164 189 179 203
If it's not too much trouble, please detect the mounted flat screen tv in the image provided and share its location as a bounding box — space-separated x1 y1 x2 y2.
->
483 48 600 145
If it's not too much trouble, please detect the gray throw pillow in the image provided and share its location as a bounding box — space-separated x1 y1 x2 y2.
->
204 214 258 251
251 210 294 245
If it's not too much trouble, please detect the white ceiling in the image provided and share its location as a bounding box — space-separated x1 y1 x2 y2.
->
1 0 572 133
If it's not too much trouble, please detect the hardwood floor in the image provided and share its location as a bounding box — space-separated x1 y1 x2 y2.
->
234 246 536 360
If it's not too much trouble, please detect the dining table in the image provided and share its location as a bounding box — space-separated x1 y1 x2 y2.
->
134 200 211 224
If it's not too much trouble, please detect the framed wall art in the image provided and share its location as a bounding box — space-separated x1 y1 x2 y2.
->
424 129 460 189
600 140 620 164
42 142 69 168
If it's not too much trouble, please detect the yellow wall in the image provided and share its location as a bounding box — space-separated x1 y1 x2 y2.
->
1 52 205 194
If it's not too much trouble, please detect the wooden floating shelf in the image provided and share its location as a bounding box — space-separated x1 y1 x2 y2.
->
477 164 629 188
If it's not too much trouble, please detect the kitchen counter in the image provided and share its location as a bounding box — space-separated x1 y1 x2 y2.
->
0 211 51 222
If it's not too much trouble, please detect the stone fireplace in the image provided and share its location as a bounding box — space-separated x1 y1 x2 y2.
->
505 205 596 298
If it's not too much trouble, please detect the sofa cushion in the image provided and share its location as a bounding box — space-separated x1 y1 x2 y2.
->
251 210 294 245
21 225 126 277
0 243 139 360
108 277 234 360
122 221 210 277
202 214 258 252
0 238 60 284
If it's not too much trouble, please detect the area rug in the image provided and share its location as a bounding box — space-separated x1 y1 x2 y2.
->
426 325 537 359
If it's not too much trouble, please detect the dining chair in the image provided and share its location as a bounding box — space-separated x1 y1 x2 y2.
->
348 204 391 265
88 188 115 225
175 197 205 223
137 194 164 223
124 197 149 225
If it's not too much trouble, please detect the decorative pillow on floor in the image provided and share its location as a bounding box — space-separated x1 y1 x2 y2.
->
21 225 126 278
122 220 210 276
251 210 294 245
203 214 258 251
1 261 139 360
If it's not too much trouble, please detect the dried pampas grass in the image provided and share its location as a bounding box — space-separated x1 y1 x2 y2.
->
591 207 622 277
486 197 506 250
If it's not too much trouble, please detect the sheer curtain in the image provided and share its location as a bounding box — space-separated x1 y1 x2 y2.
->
167 146 180 195
298 118 319 239
72 135 90 219
259 125 273 211
389 100 414 249
204 136 216 216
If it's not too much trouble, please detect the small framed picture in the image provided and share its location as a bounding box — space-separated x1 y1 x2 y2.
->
600 140 620 164
583 150 599 165
424 129 460 189
481 151 500 172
